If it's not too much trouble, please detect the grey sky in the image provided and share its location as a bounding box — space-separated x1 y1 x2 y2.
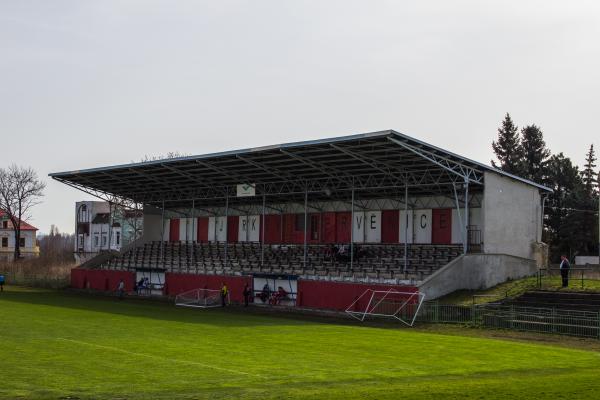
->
1 1 599 234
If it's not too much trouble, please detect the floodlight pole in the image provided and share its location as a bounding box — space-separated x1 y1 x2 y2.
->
350 181 355 269
303 186 308 269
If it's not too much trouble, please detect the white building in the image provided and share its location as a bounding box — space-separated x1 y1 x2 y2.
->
75 201 142 263
0 209 39 261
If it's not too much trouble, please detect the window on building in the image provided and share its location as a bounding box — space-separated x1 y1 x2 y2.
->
101 234 107 247
19 238 25 248
1 237 7 247
2 221 7 229
94 235 99 247
116 232 121 246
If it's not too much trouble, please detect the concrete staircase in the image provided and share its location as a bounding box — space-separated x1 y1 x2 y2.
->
505 291 600 312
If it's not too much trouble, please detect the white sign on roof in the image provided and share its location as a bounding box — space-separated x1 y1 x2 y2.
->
236 184 256 197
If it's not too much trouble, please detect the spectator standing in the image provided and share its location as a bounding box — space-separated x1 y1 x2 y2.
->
559 255 570 288
0 273 5 292
220 282 228 307
116 279 125 299
242 283 251 307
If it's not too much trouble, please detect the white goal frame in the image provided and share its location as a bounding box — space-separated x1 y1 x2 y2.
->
345 289 425 327
175 288 229 308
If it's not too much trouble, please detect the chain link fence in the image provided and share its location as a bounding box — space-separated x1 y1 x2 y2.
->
415 302 600 339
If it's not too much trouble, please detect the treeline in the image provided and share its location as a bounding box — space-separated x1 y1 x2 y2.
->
38 225 75 263
492 113 599 261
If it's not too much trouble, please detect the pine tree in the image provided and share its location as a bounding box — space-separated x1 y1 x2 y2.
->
580 144 598 196
519 124 550 184
491 113 523 175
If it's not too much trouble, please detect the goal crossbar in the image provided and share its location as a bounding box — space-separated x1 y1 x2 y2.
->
345 289 425 326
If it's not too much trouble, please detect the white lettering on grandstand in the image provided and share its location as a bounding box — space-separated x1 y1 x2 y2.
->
238 215 260 242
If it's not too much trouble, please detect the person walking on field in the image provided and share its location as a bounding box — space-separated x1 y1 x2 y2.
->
220 282 228 307
0 273 5 292
560 255 570 288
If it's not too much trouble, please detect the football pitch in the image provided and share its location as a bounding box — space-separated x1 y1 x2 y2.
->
1 288 600 399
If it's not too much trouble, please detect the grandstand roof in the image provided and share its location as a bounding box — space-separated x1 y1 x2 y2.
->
50 130 551 209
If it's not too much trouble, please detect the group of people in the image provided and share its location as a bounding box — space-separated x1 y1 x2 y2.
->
324 244 367 263
135 277 151 295
219 282 288 307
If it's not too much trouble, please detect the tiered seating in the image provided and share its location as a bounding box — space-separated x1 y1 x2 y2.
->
101 241 462 283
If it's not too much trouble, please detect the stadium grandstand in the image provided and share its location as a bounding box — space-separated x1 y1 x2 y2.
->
50 130 551 309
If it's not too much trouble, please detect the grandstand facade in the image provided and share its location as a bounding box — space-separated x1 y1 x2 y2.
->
52 130 551 306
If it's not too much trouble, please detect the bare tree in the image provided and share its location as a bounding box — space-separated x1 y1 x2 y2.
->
0 165 46 260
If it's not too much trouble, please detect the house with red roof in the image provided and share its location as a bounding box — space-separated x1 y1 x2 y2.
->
0 210 40 260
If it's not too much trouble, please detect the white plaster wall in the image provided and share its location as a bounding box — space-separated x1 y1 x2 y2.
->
238 215 260 242
352 212 365 243
364 211 381 243
413 209 432 243
399 210 414 243
483 172 542 259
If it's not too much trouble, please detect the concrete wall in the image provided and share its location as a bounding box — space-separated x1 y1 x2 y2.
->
419 253 537 299
483 172 542 260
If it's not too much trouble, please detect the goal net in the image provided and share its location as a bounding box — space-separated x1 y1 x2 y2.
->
175 288 228 308
345 289 425 326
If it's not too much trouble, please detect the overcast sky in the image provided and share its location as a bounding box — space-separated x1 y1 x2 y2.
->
1 0 599 234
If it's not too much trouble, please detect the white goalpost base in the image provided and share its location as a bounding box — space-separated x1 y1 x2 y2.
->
345 289 425 327
175 288 229 308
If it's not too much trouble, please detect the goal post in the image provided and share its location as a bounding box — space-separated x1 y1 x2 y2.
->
345 289 425 326
175 288 228 308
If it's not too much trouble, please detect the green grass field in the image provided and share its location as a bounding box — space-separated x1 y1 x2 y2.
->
1 287 600 399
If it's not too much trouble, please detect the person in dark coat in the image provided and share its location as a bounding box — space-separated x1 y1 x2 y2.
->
220 282 228 307
242 283 251 307
559 255 570 288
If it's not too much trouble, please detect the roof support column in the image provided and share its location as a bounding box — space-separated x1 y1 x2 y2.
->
160 199 165 269
350 181 355 270
224 194 229 268
261 191 266 268
303 186 308 269
404 185 408 275
464 178 469 255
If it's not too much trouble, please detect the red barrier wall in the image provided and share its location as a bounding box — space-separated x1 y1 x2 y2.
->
381 210 399 243
70 269 136 292
165 273 252 303
297 280 418 311
197 217 209 242
169 219 180 242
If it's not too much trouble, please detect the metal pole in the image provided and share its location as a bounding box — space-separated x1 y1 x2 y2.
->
160 199 165 266
404 185 408 274
192 199 195 242
224 195 229 267
464 179 469 254
108 201 113 251
350 182 355 269
303 187 308 269
261 192 266 267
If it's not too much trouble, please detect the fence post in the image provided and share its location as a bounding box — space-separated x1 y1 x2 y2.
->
551 308 557 334
434 301 439 324
597 311 600 340
509 305 514 330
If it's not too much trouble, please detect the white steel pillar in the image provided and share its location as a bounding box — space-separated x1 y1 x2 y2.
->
261 191 266 267
464 179 469 254
350 182 355 269
303 188 308 269
404 185 408 274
